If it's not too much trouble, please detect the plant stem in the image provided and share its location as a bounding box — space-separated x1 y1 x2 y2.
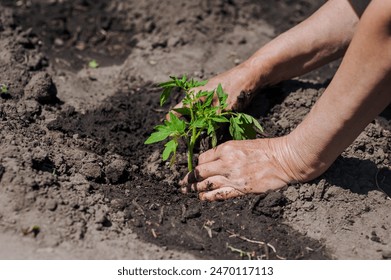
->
187 141 194 172
187 126 197 171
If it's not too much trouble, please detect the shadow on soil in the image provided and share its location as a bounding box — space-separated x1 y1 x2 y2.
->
47 81 335 259
47 79 391 258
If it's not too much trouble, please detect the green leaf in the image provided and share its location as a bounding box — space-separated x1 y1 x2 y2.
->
207 121 215 135
195 90 210 99
160 87 173 106
172 107 191 116
229 117 245 140
162 139 178 161
1 84 8 94
229 113 260 140
181 75 187 83
168 112 186 133
203 90 214 107
88 60 99 69
216 84 228 107
144 130 170 144
191 118 206 128
211 116 229 123
158 79 176 88
192 79 208 87
211 132 217 147
250 116 264 133
241 113 264 133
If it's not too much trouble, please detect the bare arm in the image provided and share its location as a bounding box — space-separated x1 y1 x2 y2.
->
283 0 391 180
244 0 362 89
183 0 366 111
180 0 391 201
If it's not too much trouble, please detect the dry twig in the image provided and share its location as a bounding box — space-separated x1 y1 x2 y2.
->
226 230 286 260
132 198 145 216
158 206 165 224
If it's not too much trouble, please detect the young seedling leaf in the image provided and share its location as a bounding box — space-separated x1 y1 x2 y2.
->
162 139 178 161
172 107 191 116
216 84 228 107
191 118 207 129
160 87 173 106
88 59 99 69
159 79 177 88
1 84 9 95
146 75 265 171
168 112 186 133
144 130 171 144
229 117 245 140
211 116 229 123
242 113 263 133
193 80 208 87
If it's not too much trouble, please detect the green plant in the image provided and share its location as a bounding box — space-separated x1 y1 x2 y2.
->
1 84 9 95
145 76 263 171
88 59 99 69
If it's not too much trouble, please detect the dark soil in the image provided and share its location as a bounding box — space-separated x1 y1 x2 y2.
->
47 83 329 259
1 0 390 260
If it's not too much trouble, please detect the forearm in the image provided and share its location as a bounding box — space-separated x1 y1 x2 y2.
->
242 0 361 89
285 0 391 180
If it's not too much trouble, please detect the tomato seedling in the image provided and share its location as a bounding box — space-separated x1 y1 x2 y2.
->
145 76 263 171
1 84 9 95
88 59 99 69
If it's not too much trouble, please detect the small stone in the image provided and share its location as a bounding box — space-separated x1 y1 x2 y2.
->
80 162 101 181
167 36 182 47
54 38 64 47
95 209 108 224
183 206 201 220
144 21 156 33
136 40 151 50
24 72 57 104
284 186 299 202
46 199 57 211
382 249 391 259
105 159 128 184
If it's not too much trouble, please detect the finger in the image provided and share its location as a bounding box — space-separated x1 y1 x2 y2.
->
199 187 245 201
198 148 220 164
179 160 224 185
181 175 228 193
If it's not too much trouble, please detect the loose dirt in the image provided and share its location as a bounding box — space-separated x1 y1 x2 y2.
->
0 0 390 259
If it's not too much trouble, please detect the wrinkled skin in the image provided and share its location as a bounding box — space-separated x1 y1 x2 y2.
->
180 138 297 200
177 0 391 200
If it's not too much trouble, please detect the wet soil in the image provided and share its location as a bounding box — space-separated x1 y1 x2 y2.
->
1 0 390 260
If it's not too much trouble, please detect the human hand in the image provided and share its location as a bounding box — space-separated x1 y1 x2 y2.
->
166 64 260 120
179 137 310 201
